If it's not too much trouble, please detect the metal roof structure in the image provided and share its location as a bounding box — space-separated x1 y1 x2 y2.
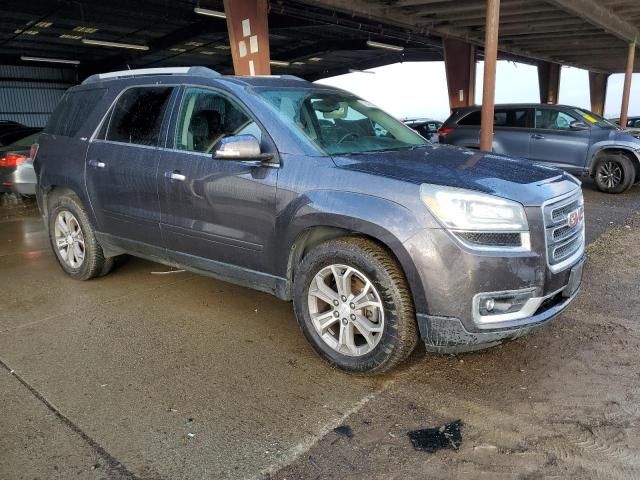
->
2 0 637 82
306 0 640 74
0 0 443 81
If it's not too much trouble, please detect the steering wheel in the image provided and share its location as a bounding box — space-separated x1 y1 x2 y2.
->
337 132 359 144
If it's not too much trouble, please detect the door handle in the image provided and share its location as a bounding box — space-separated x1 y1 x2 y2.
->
88 160 105 168
165 171 186 181
531 134 545 140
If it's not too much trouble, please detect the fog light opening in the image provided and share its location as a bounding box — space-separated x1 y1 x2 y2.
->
476 288 538 319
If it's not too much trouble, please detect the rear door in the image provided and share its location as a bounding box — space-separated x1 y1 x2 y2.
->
157 86 278 273
85 85 175 255
528 107 590 172
491 107 534 158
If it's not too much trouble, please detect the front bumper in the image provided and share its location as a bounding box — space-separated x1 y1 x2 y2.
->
403 217 584 352
416 266 582 353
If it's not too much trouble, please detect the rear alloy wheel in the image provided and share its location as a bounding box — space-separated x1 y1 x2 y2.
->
293 237 418 375
48 194 114 280
594 154 635 193
53 210 86 269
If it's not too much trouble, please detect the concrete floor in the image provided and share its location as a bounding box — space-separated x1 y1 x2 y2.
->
1 181 639 480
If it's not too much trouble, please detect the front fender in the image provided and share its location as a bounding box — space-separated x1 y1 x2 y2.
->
277 190 432 313
587 140 640 172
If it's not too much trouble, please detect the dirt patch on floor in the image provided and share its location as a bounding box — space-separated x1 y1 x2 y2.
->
0 194 38 221
273 213 640 480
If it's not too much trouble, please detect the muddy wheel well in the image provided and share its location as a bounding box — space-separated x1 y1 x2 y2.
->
285 226 408 295
593 149 640 182
41 186 81 220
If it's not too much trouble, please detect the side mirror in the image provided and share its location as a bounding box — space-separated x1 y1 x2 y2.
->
570 121 590 130
213 134 273 164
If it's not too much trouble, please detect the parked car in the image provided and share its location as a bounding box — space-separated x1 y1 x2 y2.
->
609 116 640 129
34 67 585 374
0 120 26 136
0 127 41 148
439 104 640 193
402 118 442 142
0 130 41 196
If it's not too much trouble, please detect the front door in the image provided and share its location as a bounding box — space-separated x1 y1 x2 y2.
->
157 86 278 274
85 85 175 254
528 107 591 173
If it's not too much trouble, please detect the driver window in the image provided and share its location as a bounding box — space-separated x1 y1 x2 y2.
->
535 109 576 130
175 87 261 153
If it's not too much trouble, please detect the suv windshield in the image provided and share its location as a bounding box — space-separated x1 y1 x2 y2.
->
571 108 617 129
256 88 428 155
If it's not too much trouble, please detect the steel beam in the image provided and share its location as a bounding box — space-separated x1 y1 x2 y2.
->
224 0 271 76
443 38 476 109
620 42 636 127
538 61 561 104
589 71 609 116
545 0 640 44
480 0 500 152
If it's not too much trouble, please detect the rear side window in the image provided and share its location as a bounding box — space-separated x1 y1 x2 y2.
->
458 108 531 128
102 87 173 146
458 110 481 126
45 88 106 137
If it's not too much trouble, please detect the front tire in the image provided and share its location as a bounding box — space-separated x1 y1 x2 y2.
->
293 237 418 375
48 194 113 280
593 154 635 193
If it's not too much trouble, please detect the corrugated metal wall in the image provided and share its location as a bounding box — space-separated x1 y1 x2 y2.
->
0 65 77 127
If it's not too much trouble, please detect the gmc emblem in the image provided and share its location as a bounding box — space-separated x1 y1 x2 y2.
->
568 206 584 228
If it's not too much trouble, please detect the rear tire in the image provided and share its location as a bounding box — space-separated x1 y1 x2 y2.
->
593 154 635 193
48 194 112 280
293 237 418 375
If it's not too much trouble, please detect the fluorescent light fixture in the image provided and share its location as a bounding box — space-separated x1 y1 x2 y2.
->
82 38 149 51
21 55 80 65
270 60 290 67
366 40 404 52
348 68 375 74
194 7 226 19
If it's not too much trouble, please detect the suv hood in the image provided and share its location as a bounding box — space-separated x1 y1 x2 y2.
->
332 144 580 206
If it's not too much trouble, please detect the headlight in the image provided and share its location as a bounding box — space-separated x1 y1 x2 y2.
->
420 184 528 231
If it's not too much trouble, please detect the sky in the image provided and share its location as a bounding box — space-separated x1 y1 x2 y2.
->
316 61 640 122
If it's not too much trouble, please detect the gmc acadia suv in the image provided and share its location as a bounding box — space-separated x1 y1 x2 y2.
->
34 67 585 374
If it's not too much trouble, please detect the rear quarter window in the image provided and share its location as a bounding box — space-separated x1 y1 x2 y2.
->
458 110 481 126
100 86 173 146
44 88 106 137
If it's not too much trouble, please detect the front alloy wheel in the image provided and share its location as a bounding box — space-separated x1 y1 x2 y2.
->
596 160 623 190
293 237 418 375
593 154 635 194
308 264 385 357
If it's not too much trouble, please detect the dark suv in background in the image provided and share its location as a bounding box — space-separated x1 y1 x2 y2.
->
34 67 584 374
440 104 640 193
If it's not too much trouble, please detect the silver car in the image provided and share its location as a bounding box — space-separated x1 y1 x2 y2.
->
0 130 40 196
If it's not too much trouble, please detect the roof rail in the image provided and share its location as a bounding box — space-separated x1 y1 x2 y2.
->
82 66 220 85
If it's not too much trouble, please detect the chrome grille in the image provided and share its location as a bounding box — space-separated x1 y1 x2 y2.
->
543 189 585 272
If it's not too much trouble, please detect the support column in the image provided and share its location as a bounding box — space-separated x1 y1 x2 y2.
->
223 0 271 76
619 42 636 127
443 38 477 109
538 61 561 104
589 72 609 116
480 0 500 152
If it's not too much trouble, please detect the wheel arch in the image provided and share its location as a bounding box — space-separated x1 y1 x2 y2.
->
590 147 640 182
284 221 429 315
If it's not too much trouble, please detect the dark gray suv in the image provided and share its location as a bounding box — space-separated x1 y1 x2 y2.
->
34 67 585 374
440 104 640 194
